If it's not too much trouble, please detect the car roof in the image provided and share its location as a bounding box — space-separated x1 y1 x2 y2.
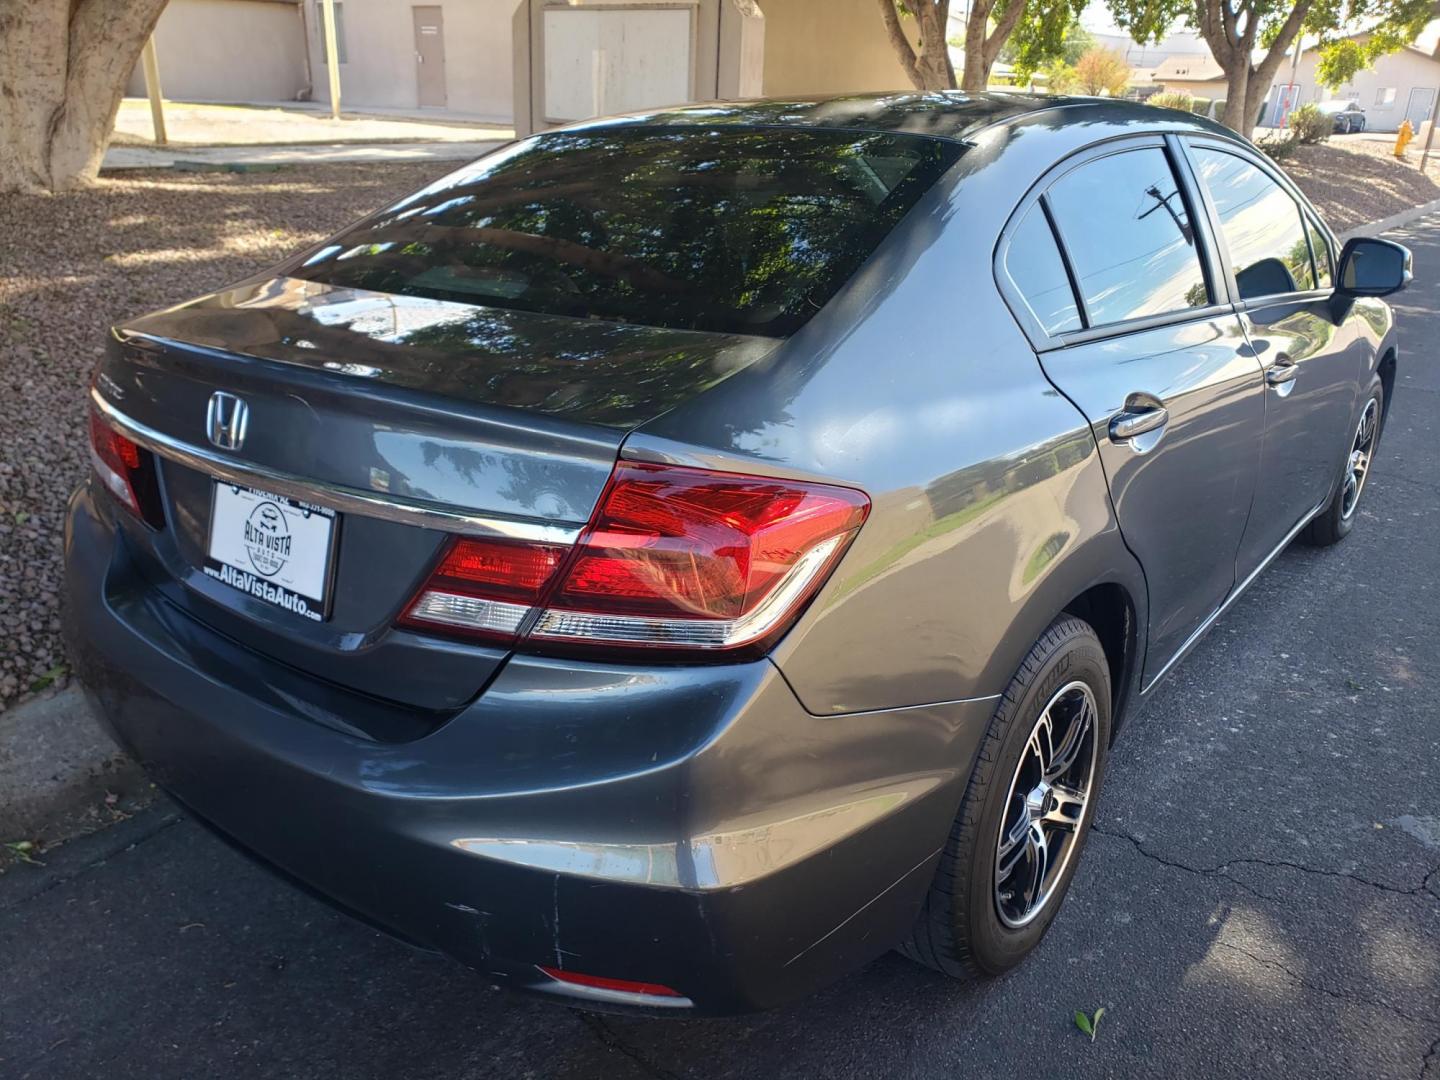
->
555 91 1246 144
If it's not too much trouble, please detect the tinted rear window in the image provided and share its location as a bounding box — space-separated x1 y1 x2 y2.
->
292 127 962 337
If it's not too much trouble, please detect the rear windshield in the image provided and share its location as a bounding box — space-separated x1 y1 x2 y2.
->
291 126 962 337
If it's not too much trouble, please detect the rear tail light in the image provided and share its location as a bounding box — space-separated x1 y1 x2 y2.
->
399 462 869 657
88 407 164 528
398 537 566 642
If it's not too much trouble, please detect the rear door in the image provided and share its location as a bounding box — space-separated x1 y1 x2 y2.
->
998 137 1266 682
1181 138 1367 578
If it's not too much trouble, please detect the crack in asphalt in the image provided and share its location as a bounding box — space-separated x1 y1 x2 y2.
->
1214 938 1438 1030
1421 862 1440 898
0 812 183 914
1094 824 1440 1072
1421 1033 1440 1080
577 1011 685 1080
1092 824 1440 899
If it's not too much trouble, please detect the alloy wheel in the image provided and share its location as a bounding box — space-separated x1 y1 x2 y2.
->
993 680 1099 928
1341 397 1379 521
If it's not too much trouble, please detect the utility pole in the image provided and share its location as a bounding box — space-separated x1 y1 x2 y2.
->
141 35 167 146
321 0 342 120
1423 38 1440 172
1280 31 1304 127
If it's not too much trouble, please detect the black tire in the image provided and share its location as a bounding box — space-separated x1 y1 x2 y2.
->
1302 378 1384 547
899 615 1111 978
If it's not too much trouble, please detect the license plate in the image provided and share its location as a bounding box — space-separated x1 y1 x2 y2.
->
204 483 338 622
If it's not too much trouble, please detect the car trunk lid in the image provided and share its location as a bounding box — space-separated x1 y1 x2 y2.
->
94 279 776 710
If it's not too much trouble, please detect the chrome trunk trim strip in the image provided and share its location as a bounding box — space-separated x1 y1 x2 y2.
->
90 388 584 544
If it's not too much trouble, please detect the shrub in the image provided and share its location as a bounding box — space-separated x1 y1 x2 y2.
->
1189 97 1212 115
1147 91 1195 113
1072 46 1131 96
1288 103 1331 144
1211 99 1227 121
1257 131 1300 162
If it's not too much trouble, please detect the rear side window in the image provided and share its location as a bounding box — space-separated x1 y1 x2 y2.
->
1004 204 1081 335
1045 147 1210 326
1190 146 1315 299
291 127 962 337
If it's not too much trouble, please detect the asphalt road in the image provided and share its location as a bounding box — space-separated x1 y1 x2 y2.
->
4 218 1439 1080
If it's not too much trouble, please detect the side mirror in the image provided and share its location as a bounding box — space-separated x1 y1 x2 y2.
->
1337 236 1412 297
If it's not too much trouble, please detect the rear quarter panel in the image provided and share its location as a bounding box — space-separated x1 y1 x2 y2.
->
629 114 1155 715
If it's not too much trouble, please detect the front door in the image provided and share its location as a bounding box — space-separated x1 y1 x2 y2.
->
1008 140 1267 680
413 6 447 108
1183 140 1366 579
1271 83 1301 127
1405 87 1435 130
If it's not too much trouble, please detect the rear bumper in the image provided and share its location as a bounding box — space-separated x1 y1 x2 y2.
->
63 481 995 1014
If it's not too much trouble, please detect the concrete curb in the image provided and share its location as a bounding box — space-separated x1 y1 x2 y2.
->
0 686 147 845
1340 195 1440 242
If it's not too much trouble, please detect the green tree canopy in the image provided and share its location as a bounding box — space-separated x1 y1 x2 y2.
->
1313 0 1436 90
1105 0 1435 135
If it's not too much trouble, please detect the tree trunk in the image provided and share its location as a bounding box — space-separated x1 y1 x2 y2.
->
1221 67 1252 135
875 0 955 92
961 2 991 92
958 0 1024 92
1196 0 1314 140
0 0 169 194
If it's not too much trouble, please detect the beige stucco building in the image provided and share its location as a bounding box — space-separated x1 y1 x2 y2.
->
1261 34 1440 132
1154 54 1227 102
126 0 311 103
133 0 918 127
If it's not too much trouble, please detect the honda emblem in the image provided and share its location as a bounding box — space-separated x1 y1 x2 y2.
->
206 391 249 451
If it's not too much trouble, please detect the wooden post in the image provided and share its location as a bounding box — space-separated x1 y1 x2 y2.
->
1422 88 1440 173
322 0 342 120
1426 40 1440 174
141 35 167 146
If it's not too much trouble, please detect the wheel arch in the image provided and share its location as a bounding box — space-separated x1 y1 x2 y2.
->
1376 344 1397 435
974 520 1149 741
1062 582 1143 740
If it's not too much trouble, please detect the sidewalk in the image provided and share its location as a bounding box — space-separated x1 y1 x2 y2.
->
103 140 502 172
113 98 513 147
0 687 146 853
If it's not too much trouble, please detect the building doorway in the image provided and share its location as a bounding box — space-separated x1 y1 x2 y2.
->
1404 86 1435 131
412 6 447 108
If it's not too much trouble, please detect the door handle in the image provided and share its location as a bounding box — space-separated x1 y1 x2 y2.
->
1108 404 1169 442
1265 360 1298 386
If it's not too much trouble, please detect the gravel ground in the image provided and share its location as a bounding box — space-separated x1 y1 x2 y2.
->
1279 137 1440 231
0 144 1435 710
0 163 441 709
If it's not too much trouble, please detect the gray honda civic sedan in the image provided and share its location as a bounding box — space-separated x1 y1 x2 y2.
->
66 93 1410 1014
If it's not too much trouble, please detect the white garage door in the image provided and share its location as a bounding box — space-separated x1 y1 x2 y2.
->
543 7 694 123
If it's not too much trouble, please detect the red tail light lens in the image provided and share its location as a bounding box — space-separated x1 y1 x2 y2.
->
399 462 869 657
399 537 567 644
531 463 868 654
89 408 164 528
